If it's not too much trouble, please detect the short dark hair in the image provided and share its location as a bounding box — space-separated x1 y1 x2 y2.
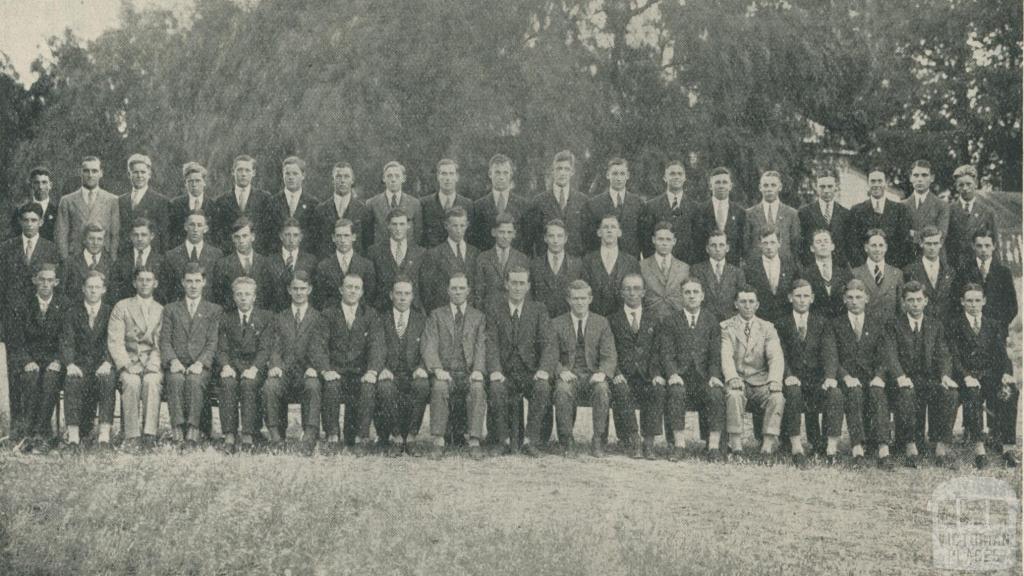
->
910 159 932 173
182 262 206 278
386 207 409 223
445 206 469 221
971 228 996 243
735 284 758 300
901 280 926 298
28 166 51 180
961 282 984 297
493 212 517 229
708 166 732 180
291 270 313 286
130 217 153 233
652 221 675 236
233 155 256 169
553 150 575 167
17 203 43 219
232 217 254 234
505 264 530 281
489 154 513 169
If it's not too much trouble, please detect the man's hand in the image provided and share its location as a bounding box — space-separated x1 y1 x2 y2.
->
652 376 666 386
66 364 83 378
322 370 341 381
241 367 259 380
963 375 980 388
843 375 861 388
870 376 888 388
127 364 144 375
534 370 549 381
169 359 186 374
221 365 237 379
24 362 39 373
490 371 504 382
361 371 378 385
560 370 576 383
1002 373 1017 386
304 368 318 379
412 367 428 380
940 376 959 390
435 369 452 382
590 372 606 384
46 361 61 372
612 374 627 386
822 378 838 390
895 375 912 389
96 362 112 377
187 362 204 376
268 366 283 378
784 375 800 387
470 371 484 383
708 377 724 388
379 368 395 381
727 378 743 391
768 380 782 393
668 374 684 386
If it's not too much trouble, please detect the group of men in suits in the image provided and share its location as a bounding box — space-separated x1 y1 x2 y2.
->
1 151 1017 469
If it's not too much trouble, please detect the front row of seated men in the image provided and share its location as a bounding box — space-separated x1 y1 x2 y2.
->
6 243 1018 470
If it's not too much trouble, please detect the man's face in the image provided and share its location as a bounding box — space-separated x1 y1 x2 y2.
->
437 164 459 193
280 226 302 251
937 190 951 202
865 235 887 263
706 235 729 261
681 281 704 313
709 173 732 200
185 172 205 198
445 215 468 243
383 166 405 193
903 290 928 318
620 276 645 308
867 171 887 199
789 285 814 314
341 276 363 306
30 174 52 200
653 230 676 256
388 216 409 241
810 232 834 259
973 236 994 261
607 164 628 192
489 162 512 193
759 234 780 259
921 234 942 260
545 226 566 254
130 226 153 250
735 291 759 320
19 212 41 238
182 272 205 300
129 163 151 190
33 270 58 299
962 289 985 317
552 160 573 188
185 215 207 244
83 276 106 304
232 226 255 254
568 288 592 317
81 160 102 189
816 177 837 203
955 175 977 201
233 160 255 188
333 225 355 253
134 271 158 298
233 284 256 312
492 223 516 249
759 175 781 203
447 277 469 306
505 271 530 304
332 167 354 196
283 164 304 192
844 289 867 315
597 218 621 246
288 280 311 305
663 164 685 193
391 282 414 312
910 166 933 193
85 231 105 255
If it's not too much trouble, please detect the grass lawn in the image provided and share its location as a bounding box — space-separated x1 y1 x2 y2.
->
1 408 1021 575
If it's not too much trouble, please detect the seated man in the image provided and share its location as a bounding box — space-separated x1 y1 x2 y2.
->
60 270 115 451
263 271 329 455
322 273 380 453
107 266 164 452
545 279 617 457
159 263 222 446
720 285 785 459
421 273 488 459
62 223 114 301
217 276 274 453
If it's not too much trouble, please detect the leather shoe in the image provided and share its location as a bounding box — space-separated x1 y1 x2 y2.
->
642 443 656 461
1003 452 1019 468
468 445 485 460
404 442 421 457
824 454 837 466
522 443 541 458
705 449 723 463
904 455 919 469
387 443 404 457
974 454 988 469
630 443 643 459
851 455 865 468
878 456 895 471
591 442 605 458
935 455 959 470
300 439 316 457
792 452 808 468
667 445 679 462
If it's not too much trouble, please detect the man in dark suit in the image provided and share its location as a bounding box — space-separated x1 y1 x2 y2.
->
264 218 318 312
118 154 170 257
368 208 426 311
321 273 380 452
801 229 852 319
529 219 583 318
798 170 851 268
744 171 801 262
582 214 641 316
420 158 472 249
167 162 212 250
777 280 839 465
1 204 59 314
950 283 1019 468
953 229 1017 328
314 218 376 310
369 277 430 456
263 271 330 454
8 166 59 242
262 156 318 255
544 279 618 457
473 211 529 310
742 229 798 323
525 150 587 257
310 162 372 258
902 225 956 321
692 166 745 265
62 223 114 302
421 273 488 458
904 160 950 253
160 210 223 304
607 274 661 458
469 154 529 252
583 158 643 257
422 206 479 313
60 270 114 451
8 264 66 453
216 276 274 452
484 265 554 456
210 154 272 254
947 164 999 274
212 217 272 310
690 231 745 322
159 263 222 446
640 160 695 262
365 161 424 247
847 170 913 268
55 156 120 260
109 217 165 303
851 229 905 320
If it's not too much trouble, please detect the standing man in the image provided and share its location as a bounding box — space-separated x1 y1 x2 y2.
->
167 162 211 250
641 160 694 262
953 229 1017 328
161 210 223 304
367 208 426 311
264 156 316 255
107 266 164 451
56 156 120 260
365 161 423 247
265 218 318 312
902 225 956 321
852 229 904 320
526 150 587 257
529 219 583 318
469 154 528 252
690 231 746 322
420 158 472 249
213 217 271 310
545 280 617 457
640 221 690 321
421 273 488 458
743 171 800 261
583 158 643 257
312 162 371 258
422 206 479 313
473 212 529 309
798 170 851 268
904 160 950 250
742 229 798 323
110 218 165 303
61 223 114 302
693 167 745 265
118 154 169 257
848 170 913 268
582 214 641 316
947 164 999 273
1 204 59 313
800 229 852 319
9 166 59 241
313 218 376 310
211 154 272 254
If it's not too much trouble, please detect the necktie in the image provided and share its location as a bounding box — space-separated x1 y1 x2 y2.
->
630 311 639 334
396 314 407 338
454 307 465 335
294 308 302 326
286 252 294 272
715 202 726 231
88 307 96 330
688 314 695 330
577 319 584 341
824 202 832 225
768 260 778 293
389 194 398 210
874 264 883 286
743 321 751 345
926 262 937 287
670 197 679 211
23 239 32 264
189 247 198 263
963 201 972 214
189 300 197 318
131 191 139 209
499 248 508 270
511 307 520 339
980 261 988 281
345 309 353 329
767 203 775 224
394 242 405 265
87 254 96 270
241 256 250 274
853 316 862 340
135 250 143 269
798 319 807 341
659 257 668 277
455 242 463 264
558 189 566 211
714 260 722 283
971 316 980 335
238 191 248 213
241 313 248 329
912 319 919 334
916 195 923 210
497 193 506 214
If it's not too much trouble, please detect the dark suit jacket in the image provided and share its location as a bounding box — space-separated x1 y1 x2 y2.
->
365 192 423 247
159 299 221 369
529 253 583 318
952 260 1017 327
0 235 59 312
848 199 914 268
947 314 1012 382
8 200 58 242
640 194 696 262
313 251 377 311
213 252 272 311
741 256 798 323
692 199 745 265
583 191 643 256
469 192 528 252
546 312 617 376
160 242 223 304
216 308 274 371
368 241 426 311
419 192 473 249
798 201 852 268
851 262 904 321
269 306 330 374
209 187 272 254
800 260 852 319
581 250 641 316
323 303 380 375
656 308 722 384
526 189 588 257
484 299 554 376
117 189 170 257
690 259 745 322
109 249 164 304
312 195 372 258
166 194 211 250
264 249 318 312
9 295 68 366
885 314 951 382
607 307 659 380
947 200 999 273
369 308 427 375
60 301 112 371
902 258 956 321
473 246 529 310
829 314 887 383
62 250 114 303
422 241 479 313
904 192 950 245
777 312 837 384
262 191 318 255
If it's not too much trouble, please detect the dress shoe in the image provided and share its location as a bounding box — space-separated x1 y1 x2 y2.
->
387 443 404 457
667 445 679 462
522 443 541 458
96 442 113 454
630 443 643 459
404 443 421 457
824 454 837 466
974 454 988 469
221 442 237 455
562 443 577 459
705 449 723 463
428 445 444 460
851 455 865 468
904 455 919 469
591 442 605 458
935 455 959 470
792 452 808 468
468 445 485 460
300 439 316 457
642 444 656 461
1003 452 1019 468
878 457 895 471
31 439 50 456
62 443 83 457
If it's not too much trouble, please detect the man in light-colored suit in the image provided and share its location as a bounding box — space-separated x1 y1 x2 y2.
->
107 266 164 451
851 228 904 320
721 285 785 458
365 161 423 246
421 273 488 459
640 221 690 321
159 263 221 446
904 160 950 248
544 279 618 457
744 170 800 261
56 156 120 260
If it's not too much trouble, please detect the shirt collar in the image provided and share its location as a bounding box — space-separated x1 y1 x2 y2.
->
235 185 250 196
84 249 101 262
37 294 53 307
793 310 807 324
186 295 202 307
394 308 408 323
239 308 251 321
508 300 523 316
450 302 465 317
624 304 642 319
448 238 464 252
185 239 203 253
390 237 406 250
341 301 359 316
136 245 151 260
600 245 618 258
292 303 308 317
282 247 297 261
571 312 588 325
848 311 864 323
132 186 148 198
336 249 352 264
977 257 990 269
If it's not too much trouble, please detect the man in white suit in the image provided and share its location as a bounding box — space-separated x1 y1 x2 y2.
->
56 156 120 260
